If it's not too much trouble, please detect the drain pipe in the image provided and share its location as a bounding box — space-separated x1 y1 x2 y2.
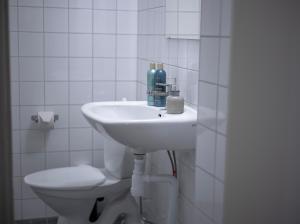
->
131 154 178 224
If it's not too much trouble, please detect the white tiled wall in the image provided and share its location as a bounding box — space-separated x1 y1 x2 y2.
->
136 0 232 224
9 0 137 220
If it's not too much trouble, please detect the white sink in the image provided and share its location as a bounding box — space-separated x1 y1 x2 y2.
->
82 101 213 154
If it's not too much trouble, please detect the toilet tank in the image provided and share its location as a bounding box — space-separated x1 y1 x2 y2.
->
104 138 134 179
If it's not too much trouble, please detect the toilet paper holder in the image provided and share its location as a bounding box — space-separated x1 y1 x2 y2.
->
31 114 59 123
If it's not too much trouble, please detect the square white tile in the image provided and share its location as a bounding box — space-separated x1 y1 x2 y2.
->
93 81 115 101
13 154 21 177
69 58 93 81
44 8 68 32
116 81 136 101
22 199 46 219
217 87 228 135
196 127 216 174
45 129 69 152
92 150 104 168
10 82 19 106
44 0 68 8
70 150 93 166
19 32 43 57
200 38 220 84
70 128 92 150
198 82 218 129
93 58 116 81
215 134 226 181
69 9 92 33
93 131 104 150
117 0 137 10
195 168 214 217
69 105 90 127
9 7 18 31
12 131 21 154
9 0 18 6
93 10 116 34
214 180 224 223
14 200 22 220
18 0 43 7
46 151 69 169
178 12 200 37
69 0 92 8
179 0 200 12
21 153 46 176
45 33 68 57
200 0 221 36
18 7 43 32
11 106 20 130
221 0 232 36
93 34 116 57
117 35 137 58
13 177 22 199
9 32 18 56
69 81 92 104
218 38 231 86
45 82 68 105
45 58 68 81
117 11 137 34
20 82 44 105
70 34 92 57
10 57 19 81
116 58 137 81
93 0 116 10
19 57 44 81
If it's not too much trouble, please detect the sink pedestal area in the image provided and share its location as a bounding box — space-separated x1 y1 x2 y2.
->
82 101 215 224
131 154 178 224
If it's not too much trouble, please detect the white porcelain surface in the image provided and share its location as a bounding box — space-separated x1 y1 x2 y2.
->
24 165 106 190
25 166 132 224
81 101 208 153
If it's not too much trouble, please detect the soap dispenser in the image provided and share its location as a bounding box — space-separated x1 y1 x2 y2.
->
154 63 167 107
147 63 156 106
166 79 184 114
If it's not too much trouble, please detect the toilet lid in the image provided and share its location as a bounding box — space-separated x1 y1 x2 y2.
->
24 165 106 190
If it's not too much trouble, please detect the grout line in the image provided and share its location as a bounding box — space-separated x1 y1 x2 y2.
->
16 1 24 220
67 0 71 166
114 0 118 100
91 1 95 164
17 5 137 12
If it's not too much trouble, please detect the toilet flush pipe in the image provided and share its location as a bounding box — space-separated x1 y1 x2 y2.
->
131 155 178 224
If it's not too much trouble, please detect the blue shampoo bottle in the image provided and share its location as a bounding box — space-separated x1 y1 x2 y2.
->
154 63 167 107
147 63 156 106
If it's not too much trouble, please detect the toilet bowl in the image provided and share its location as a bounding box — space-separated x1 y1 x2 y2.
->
24 139 135 224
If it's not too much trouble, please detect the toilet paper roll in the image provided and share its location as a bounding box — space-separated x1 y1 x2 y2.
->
38 111 55 129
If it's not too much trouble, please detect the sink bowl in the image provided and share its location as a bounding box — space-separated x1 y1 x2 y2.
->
82 101 213 154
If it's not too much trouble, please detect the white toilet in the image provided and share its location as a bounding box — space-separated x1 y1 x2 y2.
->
24 139 136 224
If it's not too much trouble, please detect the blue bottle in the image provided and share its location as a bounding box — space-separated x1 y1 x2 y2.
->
154 63 167 107
147 63 156 106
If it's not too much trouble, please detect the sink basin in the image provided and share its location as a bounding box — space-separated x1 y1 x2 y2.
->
82 101 213 154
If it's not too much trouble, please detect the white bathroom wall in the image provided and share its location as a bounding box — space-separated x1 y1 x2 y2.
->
195 0 232 223
9 0 138 220
136 0 232 224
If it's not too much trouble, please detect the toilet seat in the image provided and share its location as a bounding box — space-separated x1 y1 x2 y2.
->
24 165 106 191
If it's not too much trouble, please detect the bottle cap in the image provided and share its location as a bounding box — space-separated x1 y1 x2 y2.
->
157 63 164 69
150 63 156 69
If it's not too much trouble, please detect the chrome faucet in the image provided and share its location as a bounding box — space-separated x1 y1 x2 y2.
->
147 83 172 97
